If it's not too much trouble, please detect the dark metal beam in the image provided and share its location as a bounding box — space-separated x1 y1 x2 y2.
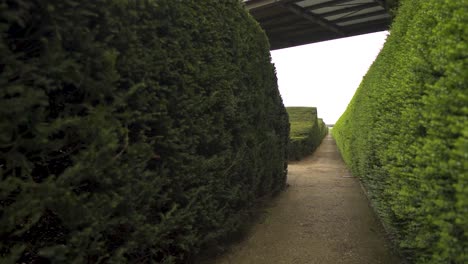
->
269 27 330 40
269 30 342 50
269 22 389 50
282 3 345 35
251 7 291 20
261 14 304 26
307 0 360 11
342 18 390 34
269 27 336 41
318 2 381 18
245 0 300 11
245 0 392 49
266 23 323 34
332 10 388 23
374 0 387 9
268 17 390 50
264 20 312 31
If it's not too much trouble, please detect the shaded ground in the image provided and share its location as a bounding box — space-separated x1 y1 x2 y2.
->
203 134 401 264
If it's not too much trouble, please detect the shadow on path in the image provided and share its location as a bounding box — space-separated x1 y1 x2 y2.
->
204 134 401 264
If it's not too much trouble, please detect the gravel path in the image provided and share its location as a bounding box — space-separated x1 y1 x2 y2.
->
206 134 401 264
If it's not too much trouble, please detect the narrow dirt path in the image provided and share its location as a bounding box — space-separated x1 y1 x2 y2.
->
207 134 401 264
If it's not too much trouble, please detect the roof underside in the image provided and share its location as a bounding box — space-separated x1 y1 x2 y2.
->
244 0 392 50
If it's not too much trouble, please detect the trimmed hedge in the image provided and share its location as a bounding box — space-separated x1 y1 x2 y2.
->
287 107 328 161
333 0 467 263
0 1 289 263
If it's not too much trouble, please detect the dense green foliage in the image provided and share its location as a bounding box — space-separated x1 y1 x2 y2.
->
333 0 467 263
0 0 289 262
287 107 328 161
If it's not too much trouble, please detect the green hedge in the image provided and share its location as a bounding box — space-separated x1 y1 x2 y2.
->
333 0 467 263
287 107 328 161
0 1 289 263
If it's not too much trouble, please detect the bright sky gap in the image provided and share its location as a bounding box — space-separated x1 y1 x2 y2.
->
271 31 388 124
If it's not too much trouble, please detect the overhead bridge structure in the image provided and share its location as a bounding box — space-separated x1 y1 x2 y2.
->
244 0 393 50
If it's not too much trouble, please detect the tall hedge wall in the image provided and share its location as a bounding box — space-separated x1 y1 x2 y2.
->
287 107 328 161
0 1 289 263
333 0 467 263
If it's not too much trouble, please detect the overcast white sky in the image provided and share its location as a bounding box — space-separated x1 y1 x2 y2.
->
271 31 388 124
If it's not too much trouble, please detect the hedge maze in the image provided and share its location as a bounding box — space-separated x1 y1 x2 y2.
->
0 1 289 262
333 0 467 263
287 107 328 161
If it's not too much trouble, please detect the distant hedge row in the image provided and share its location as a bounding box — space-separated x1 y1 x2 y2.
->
0 1 289 263
286 107 328 161
333 0 467 263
